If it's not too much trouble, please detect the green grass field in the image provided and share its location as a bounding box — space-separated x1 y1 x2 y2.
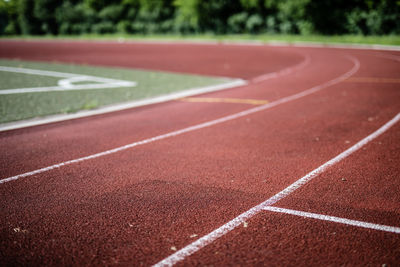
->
0 59 230 124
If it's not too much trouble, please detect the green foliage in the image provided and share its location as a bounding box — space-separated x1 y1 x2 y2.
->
55 2 95 34
228 12 248 33
296 20 313 35
99 5 124 23
17 0 40 34
246 14 263 33
306 0 362 35
196 0 242 33
85 0 117 11
92 21 115 34
240 0 260 9
33 0 60 34
0 0 9 34
0 0 398 36
3 0 19 34
265 16 277 33
116 20 130 33
174 0 199 32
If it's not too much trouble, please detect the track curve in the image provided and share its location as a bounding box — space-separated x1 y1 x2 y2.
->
0 40 399 266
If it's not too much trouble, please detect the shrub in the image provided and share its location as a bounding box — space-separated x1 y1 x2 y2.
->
18 0 41 34
227 12 248 33
98 4 124 23
0 2 8 35
159 19 174 33
117 20 130 33
279 21 293 34
174 0 199 33
91 21 115 34
346 8 367 35
56 2 95 34
296 20 313 35
1 0 399 36
245 14 263 33
265 16 277 33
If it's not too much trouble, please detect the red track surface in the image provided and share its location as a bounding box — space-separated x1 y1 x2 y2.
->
0 40 399 266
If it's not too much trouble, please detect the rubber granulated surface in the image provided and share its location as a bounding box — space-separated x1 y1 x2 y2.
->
0 40 399 266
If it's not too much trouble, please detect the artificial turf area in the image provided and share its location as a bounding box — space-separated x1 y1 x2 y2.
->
0 59 230 123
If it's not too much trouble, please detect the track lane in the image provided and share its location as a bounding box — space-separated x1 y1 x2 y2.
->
275 122 400 227
2 86 398 265
179 122 400 266
0 42 399 265
0 47 345 179
0 40 304 79
183 209 400 266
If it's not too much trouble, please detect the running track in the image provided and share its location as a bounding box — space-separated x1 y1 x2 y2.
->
0 40 399 266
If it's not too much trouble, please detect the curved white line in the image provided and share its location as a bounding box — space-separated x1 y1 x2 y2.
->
376 52 400 62
251 52 311 83
58 76 94 88
0 55 359 185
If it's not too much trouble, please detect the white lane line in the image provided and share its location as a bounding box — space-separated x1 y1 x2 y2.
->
153 112 400 267
0 66 137 94
251 54 311 83
376 52 400 63
263 206 400 234
0 56 359 184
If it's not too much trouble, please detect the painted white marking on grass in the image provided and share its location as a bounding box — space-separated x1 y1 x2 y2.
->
0 66 78 78
0 79 246 132
0 66 136 94
0 56 359 184
263 206 400 234
153 112 400 267
0 83 136 94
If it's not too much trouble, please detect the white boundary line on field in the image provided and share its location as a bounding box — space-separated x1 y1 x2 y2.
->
0 55 358 184
0 66 137 94
153 112 400 267
0 78 246 132
263 206 400 234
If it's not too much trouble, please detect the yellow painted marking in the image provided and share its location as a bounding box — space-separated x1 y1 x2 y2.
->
179 97 269 105
345 77 400 84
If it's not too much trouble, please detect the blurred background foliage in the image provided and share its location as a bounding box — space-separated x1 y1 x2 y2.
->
0 0 399 36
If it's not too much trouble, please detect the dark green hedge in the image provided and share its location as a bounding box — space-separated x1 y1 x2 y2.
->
0 0 399 36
